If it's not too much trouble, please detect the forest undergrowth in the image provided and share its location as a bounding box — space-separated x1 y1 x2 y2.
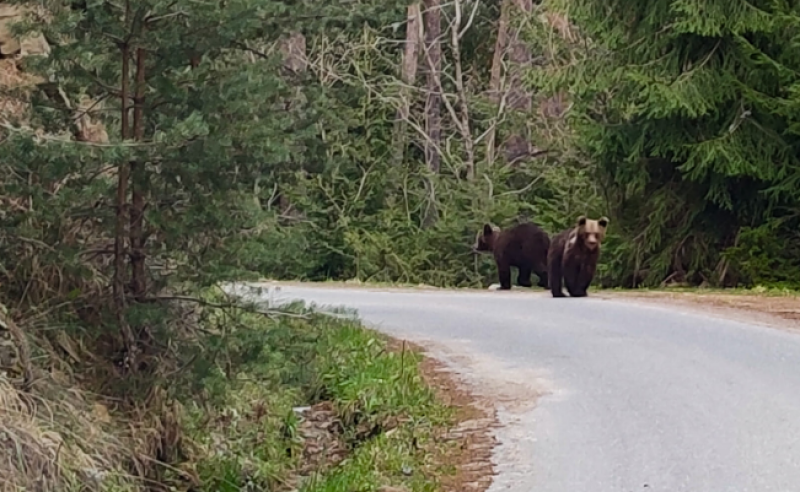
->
0 286 467 492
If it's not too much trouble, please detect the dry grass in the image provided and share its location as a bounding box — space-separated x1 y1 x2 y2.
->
0 375 139 492
0 59 28 120
0 58 41 123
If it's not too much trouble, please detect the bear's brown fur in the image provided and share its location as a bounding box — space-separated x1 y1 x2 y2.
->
473 222 551 290
547 215 609 298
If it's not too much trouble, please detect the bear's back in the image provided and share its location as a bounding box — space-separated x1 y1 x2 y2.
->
495 222 550 266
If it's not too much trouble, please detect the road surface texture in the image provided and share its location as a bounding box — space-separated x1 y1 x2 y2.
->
227 282 800 492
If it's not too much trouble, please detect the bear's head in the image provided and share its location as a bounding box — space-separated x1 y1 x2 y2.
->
574 215 609 252
472 223 501 254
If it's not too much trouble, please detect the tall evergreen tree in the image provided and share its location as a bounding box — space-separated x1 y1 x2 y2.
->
0 0 404 370
537 0 800 287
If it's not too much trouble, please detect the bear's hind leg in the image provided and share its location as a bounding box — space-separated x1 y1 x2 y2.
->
517 266 533 288
533 260 548 289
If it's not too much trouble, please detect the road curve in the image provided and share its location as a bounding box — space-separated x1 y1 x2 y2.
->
228 282 800 492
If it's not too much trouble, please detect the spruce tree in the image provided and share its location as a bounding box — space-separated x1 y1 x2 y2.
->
537 0 800 286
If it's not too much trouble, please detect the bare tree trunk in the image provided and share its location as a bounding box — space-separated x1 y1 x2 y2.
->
422 0 441 227
392 2 421 166
450 0 476 180
423 0 441 174
503 0 533 166
485 0 533 167
129 46 147 301
485 0 510 166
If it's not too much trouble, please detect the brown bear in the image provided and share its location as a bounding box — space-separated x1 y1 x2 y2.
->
547 215 609 298
473 222 550 290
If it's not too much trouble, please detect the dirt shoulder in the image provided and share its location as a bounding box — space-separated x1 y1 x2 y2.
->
386 338 499 492
596 290 800 331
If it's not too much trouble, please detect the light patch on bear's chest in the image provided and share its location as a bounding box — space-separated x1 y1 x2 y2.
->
565 231 578 252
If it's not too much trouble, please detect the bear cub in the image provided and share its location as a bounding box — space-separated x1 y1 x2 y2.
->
547 215 609 298
473 222 551 290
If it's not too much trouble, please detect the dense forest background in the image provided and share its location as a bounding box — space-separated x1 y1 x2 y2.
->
1 0 800 490
5 0 800 298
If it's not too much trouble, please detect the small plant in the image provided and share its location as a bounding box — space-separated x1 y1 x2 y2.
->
721 220 800 289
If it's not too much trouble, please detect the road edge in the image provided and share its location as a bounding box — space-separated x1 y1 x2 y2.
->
594 291 800 333
247 279 800 333
386 337 500 492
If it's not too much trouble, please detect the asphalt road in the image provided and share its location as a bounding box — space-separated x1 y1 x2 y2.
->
228 282 800 492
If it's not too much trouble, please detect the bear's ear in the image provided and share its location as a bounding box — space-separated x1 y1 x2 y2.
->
576 215 587 227
483 223 494 236
598 216 609 228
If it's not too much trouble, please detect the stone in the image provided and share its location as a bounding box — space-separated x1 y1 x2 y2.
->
0 4 50 57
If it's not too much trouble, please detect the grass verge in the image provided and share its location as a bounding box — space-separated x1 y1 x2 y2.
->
171 290 467 492
2 285 496 492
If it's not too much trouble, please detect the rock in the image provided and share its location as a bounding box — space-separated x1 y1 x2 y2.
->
0 4 50 57
0 5 21 56
296 401 348 476
92 403 112 424
378 487 410 492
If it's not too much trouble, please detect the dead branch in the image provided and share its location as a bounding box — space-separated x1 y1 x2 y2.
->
143 295 312 319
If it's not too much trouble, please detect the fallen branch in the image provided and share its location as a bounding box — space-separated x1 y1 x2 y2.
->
142 295 311 319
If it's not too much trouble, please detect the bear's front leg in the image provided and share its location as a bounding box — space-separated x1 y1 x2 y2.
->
497 261 513 290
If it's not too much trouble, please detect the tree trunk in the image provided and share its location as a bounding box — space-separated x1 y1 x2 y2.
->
129 46 147 301
423 0 441 174
392 2 421 166
486 0 533 167
450 0 475 180
114 43 129 305
422 0 441 227
485 0 510 166
114 41 132 354
503 0 533 166
113 23 141 371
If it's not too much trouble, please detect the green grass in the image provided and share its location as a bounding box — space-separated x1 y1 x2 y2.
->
174 287 453 492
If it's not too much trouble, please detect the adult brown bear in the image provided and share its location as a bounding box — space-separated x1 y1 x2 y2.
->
473 222 550 290
547 215 609 298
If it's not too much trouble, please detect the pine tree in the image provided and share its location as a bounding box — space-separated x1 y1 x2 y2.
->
0 0 403 371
